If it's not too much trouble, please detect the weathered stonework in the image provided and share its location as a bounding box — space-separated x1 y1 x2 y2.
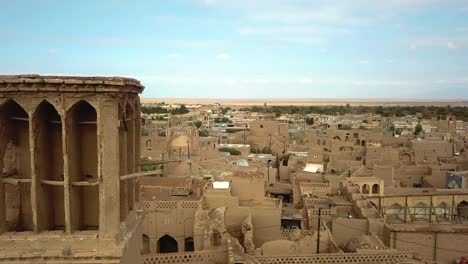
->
0 75 144 264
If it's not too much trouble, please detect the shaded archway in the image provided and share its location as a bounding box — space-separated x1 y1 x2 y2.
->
410 202 430 222
371 184 379 194
32 100 64 231
210 230 222 247
434 202 450 221
142 234 150 254
0 100 33 231
184 237 194 252
362 184 370 194
385 203 405 223
158 234 178 253
457 201 468 224
400 153 413 165
146 139 152 149
66 100 99 231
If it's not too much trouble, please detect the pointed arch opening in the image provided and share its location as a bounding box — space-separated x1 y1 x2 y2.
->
32 100 65 231
158 234 178 253
457 201 468 224
0 100 33 231
66 100 99 231
184 237 194 252
142 234 150 254
210 230 222 247
410 202 430 222
434 202 450 221
362 184 370 194
385 203 405 223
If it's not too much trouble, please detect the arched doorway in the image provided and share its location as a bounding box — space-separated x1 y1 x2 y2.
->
184 237 194 252
371 184 379 194
142 234 150 254
210 230 222 247
158 234 178 253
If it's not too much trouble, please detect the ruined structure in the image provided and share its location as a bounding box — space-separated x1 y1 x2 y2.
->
0 75 144 263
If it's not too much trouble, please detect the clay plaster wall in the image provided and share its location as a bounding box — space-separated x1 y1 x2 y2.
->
224 206 251 241
332 218 368 246
204 193 239 208
373 166 394 187
388 231 468 264
250 206 282 247
231 175 265 204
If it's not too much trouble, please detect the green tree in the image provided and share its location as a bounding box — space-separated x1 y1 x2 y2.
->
414 123 423 135
305 117 314 125
199 129 209 137
220 107 231 115
219 147 241 155
193 120 203 129
215 117 231 123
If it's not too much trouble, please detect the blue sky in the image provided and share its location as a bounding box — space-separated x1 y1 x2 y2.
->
1 0 468 99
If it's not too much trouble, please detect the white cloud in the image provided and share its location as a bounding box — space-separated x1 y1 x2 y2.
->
167 53 181 58
457 27 468 32
47 48 57 54
238 27 254 35
408 36 468 50
215 53 231 59
203 0 217 5
447 41 457 49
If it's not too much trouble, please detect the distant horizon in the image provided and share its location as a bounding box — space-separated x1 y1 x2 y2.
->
141 97 468 101
140 97 468 107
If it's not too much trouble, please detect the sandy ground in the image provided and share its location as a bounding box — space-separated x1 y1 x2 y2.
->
141 98 468 107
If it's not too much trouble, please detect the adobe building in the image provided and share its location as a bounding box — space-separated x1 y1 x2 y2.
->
0 74 144 264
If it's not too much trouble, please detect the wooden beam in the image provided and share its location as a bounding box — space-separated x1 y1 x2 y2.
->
41 180 65 186
2 178 32 185
71 179 101 186
120 170 163 180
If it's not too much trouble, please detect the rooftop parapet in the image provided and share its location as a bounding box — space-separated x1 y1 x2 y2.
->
0 74 144 93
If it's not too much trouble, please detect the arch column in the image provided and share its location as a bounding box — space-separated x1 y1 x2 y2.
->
134 100 141 203
62 107 73 234
98 98 121 239
126 103 135 210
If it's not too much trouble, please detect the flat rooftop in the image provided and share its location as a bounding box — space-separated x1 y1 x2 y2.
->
383 187 468 197
388 223 468 233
